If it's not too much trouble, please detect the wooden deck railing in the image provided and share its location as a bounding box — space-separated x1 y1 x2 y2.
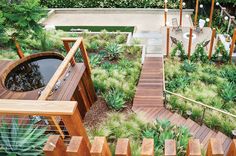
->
38 37 95 137
0 99 90 148
43 136 236 156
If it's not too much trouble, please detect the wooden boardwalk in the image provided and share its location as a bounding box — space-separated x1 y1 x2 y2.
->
132 57 232 154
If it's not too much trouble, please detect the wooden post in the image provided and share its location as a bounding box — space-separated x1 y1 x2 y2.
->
13 37 24 59
194 0 199 26
179 0 183 26
43 135 66 156
227 16 235 33
164 140 176 156
188 27 193 59
186 139 201 156
61 108 91 149
90 137 112 156
166 27 170 57
67 136 91 156
229 28 236 63
208 0 215 27
208 28 216 59
79 39 91 76
63 41 76 66
115 138 131 156
206 138 224 156
141 138 154 156
227 140 236 156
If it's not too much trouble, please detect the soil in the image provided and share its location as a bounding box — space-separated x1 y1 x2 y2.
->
83 96 133 128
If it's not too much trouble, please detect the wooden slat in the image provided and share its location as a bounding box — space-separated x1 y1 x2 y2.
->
141 138 154 156
115 138 131 156
0 99 77 116
43 135 66 156
66 136 91 156
90 137 111 156
227 140 236 156
187 139 201 156
206 138 224 156
165 140 176 156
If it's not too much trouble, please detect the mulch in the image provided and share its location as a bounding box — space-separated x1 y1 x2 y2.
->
83 96 133 128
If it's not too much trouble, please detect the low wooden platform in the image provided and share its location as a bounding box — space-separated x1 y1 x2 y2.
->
132 57 232 154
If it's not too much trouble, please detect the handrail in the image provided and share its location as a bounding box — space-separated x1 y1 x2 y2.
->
164 90 236 119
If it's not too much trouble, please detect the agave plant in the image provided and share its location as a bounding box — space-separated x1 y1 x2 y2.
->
0 117 48 156
102 88 126 110
105 42 123 61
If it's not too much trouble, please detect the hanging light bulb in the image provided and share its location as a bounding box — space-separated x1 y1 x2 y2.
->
164 0 168 3
216 2 219 6
206 18 210 22
224 16 229 21
182 2 186 7
200 4 203 8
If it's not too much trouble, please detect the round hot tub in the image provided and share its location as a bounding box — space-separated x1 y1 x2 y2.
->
2 52 64 92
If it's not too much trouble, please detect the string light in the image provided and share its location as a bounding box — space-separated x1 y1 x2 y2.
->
224 16 229 21
200 4 203 8
206 18 210 22
182 2 186 7
216 2 219 6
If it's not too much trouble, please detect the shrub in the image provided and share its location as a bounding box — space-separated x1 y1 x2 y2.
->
180 60 196 73
102 89 126 110
105 42 123 61
171 42 187 61
0 117 48 156
90 54 102 68
219 82 236 103
142 119 191 155
191 42 208 63
166 75 191 91
211 43 229 63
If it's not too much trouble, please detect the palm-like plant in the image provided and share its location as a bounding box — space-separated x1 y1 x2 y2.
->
105 43 122 61
220 82 236 103
0 117 48 156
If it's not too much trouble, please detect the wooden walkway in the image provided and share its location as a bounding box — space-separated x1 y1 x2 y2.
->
132 57 232 154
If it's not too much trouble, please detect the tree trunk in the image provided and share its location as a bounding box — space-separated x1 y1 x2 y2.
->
13 37 24 59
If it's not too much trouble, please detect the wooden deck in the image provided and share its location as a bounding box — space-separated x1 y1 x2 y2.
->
0 59 94 118
132 57 232 154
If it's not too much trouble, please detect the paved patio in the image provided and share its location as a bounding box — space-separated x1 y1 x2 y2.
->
42 9 193 32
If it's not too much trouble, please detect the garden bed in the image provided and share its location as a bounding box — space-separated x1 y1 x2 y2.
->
164 58 236 136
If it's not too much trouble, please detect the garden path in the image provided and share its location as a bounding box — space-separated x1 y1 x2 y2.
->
132 57 232 154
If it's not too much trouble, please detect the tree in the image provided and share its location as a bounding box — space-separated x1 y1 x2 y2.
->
0 0 45 58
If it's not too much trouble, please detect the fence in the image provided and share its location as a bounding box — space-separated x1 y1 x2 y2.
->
43 135 236 156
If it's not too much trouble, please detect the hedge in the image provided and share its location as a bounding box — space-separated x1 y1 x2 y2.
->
40 0 235 9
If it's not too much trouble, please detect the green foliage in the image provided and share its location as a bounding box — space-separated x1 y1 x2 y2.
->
102 89 126 110
40 0 179 8
105 42 123 61
220 65 236 84
142 119 191 155
165 58 236 137
166 75 192 92
219 82 236 103
181 60 196 73
211 43 229 63
171 42 187 61
90 54 102 68
88 113 190 156
0 0 45 42
0 117 48 156
88 113 145 155
191 42 208 63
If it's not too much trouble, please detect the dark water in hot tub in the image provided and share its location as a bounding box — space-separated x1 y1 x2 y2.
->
5 56 62 92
